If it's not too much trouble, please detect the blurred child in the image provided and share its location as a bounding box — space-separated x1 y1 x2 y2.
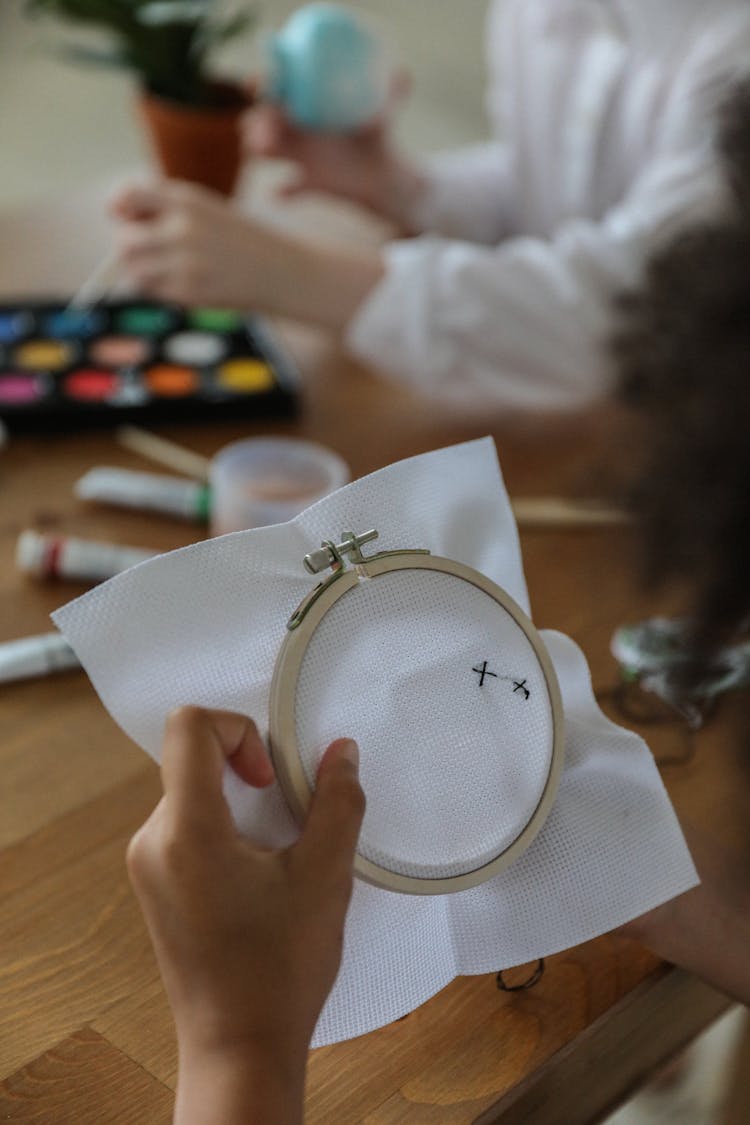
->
114 0 750 411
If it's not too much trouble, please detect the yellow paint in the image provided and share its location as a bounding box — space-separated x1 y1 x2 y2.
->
217 359 274 393
15 340 73 370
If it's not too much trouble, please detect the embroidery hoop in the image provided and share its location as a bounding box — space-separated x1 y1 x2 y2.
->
269 530 565 895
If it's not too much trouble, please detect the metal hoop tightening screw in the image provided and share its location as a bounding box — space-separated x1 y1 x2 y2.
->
304 530 379 574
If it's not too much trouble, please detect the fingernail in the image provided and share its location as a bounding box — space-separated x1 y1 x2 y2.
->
339 739 359 769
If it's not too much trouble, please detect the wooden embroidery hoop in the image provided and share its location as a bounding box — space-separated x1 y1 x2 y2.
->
269 530 565 895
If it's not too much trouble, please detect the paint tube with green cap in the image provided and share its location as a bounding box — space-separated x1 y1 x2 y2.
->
75 466 210 522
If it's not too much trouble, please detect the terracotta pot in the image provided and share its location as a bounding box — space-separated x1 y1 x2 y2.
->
137 82 251 197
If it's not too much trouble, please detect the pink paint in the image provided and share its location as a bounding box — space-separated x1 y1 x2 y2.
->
0 373 43 405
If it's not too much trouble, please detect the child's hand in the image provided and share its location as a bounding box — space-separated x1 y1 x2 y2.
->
111 182 270 310
126 705 364 1124
111 179 386 333
243 73 426 231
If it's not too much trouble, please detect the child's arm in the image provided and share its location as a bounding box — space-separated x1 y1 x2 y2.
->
616 820 750 1005
111 182 385 334
126 705 364 1125
243 101 515 245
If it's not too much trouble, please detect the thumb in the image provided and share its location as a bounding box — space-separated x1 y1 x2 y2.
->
243 102 289 157
297 739 365 884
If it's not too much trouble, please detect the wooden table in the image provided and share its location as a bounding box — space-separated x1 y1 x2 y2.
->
0 195 745 1123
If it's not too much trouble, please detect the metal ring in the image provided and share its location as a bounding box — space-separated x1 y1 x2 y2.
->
497 958 545 992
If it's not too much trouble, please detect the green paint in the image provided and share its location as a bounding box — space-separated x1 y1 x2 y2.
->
189 308 244 333
116 306 175 335
195 484 212 522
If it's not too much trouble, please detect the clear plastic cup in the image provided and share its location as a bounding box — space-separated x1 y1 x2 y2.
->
209 436 349 535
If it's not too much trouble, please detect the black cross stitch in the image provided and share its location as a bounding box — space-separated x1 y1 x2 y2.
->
513 679 530 700
472 661 498 687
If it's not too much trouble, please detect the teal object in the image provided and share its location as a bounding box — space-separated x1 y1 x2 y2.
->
266 3 387 131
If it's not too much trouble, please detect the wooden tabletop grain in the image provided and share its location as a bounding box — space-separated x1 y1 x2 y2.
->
0 333 743 1123
0 190 744 1122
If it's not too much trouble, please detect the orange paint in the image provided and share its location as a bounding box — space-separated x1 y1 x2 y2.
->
145 364 199 397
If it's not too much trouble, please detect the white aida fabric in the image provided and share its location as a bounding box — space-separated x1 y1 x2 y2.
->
53 438 698 1046
294 569 555 879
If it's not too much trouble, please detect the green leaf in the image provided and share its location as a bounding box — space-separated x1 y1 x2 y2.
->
196 9 254 51
137 1 211 28
53 42 130 68
22 0 258 105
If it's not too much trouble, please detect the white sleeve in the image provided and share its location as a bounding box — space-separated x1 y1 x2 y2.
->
346 147 728 412
400 0 517 245
406 143 517 245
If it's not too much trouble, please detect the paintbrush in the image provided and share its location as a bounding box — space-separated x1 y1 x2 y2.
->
116 425 211 481
66 249 121 312
510 497 630 528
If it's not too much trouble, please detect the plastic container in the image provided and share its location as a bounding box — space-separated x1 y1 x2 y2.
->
209 436 349 535
265 3 389 131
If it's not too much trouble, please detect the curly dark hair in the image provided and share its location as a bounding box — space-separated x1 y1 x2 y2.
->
612 81 750 667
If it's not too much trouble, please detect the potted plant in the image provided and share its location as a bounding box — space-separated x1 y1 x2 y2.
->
23 0 257 195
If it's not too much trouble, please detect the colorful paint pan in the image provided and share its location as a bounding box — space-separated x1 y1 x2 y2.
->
0 299 297 431
115 306 176 335
0 311 32 344
89 336 151 367
43 308 105 339
217 358 275 393
64 369 120 401
164 331 227 366
0 372 45 405
145 364 199 397
189 308 244 332
15 339 75 370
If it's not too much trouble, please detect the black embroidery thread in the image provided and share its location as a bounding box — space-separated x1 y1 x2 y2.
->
472 661 498 687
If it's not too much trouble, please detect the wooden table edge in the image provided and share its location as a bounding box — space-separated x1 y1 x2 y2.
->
473 966 732 1124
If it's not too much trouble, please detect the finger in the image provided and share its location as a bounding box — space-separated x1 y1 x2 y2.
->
109 182 169 222
161 706 275 829
243 103 291 157
114 252 175 301
361 67 412 133
275 174 311 200
243 76 260 102
116 223 172 260
125 795 167 893
115 249 202 307
296 739 364 882
389 67 412 108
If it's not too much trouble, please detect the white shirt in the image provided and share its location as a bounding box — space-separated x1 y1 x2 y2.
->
347 0 750 410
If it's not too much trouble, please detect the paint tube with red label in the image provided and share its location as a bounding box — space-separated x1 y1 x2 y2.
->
17 528 157 583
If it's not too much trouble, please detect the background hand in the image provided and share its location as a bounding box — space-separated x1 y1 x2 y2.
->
111 181 268 309
243 72 426 230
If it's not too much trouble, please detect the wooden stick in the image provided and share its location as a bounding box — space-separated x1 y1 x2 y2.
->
112 434 629 527
511 497 630 529
115 426 211 481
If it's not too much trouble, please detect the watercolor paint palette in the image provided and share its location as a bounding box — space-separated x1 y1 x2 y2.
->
0 300 298 432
